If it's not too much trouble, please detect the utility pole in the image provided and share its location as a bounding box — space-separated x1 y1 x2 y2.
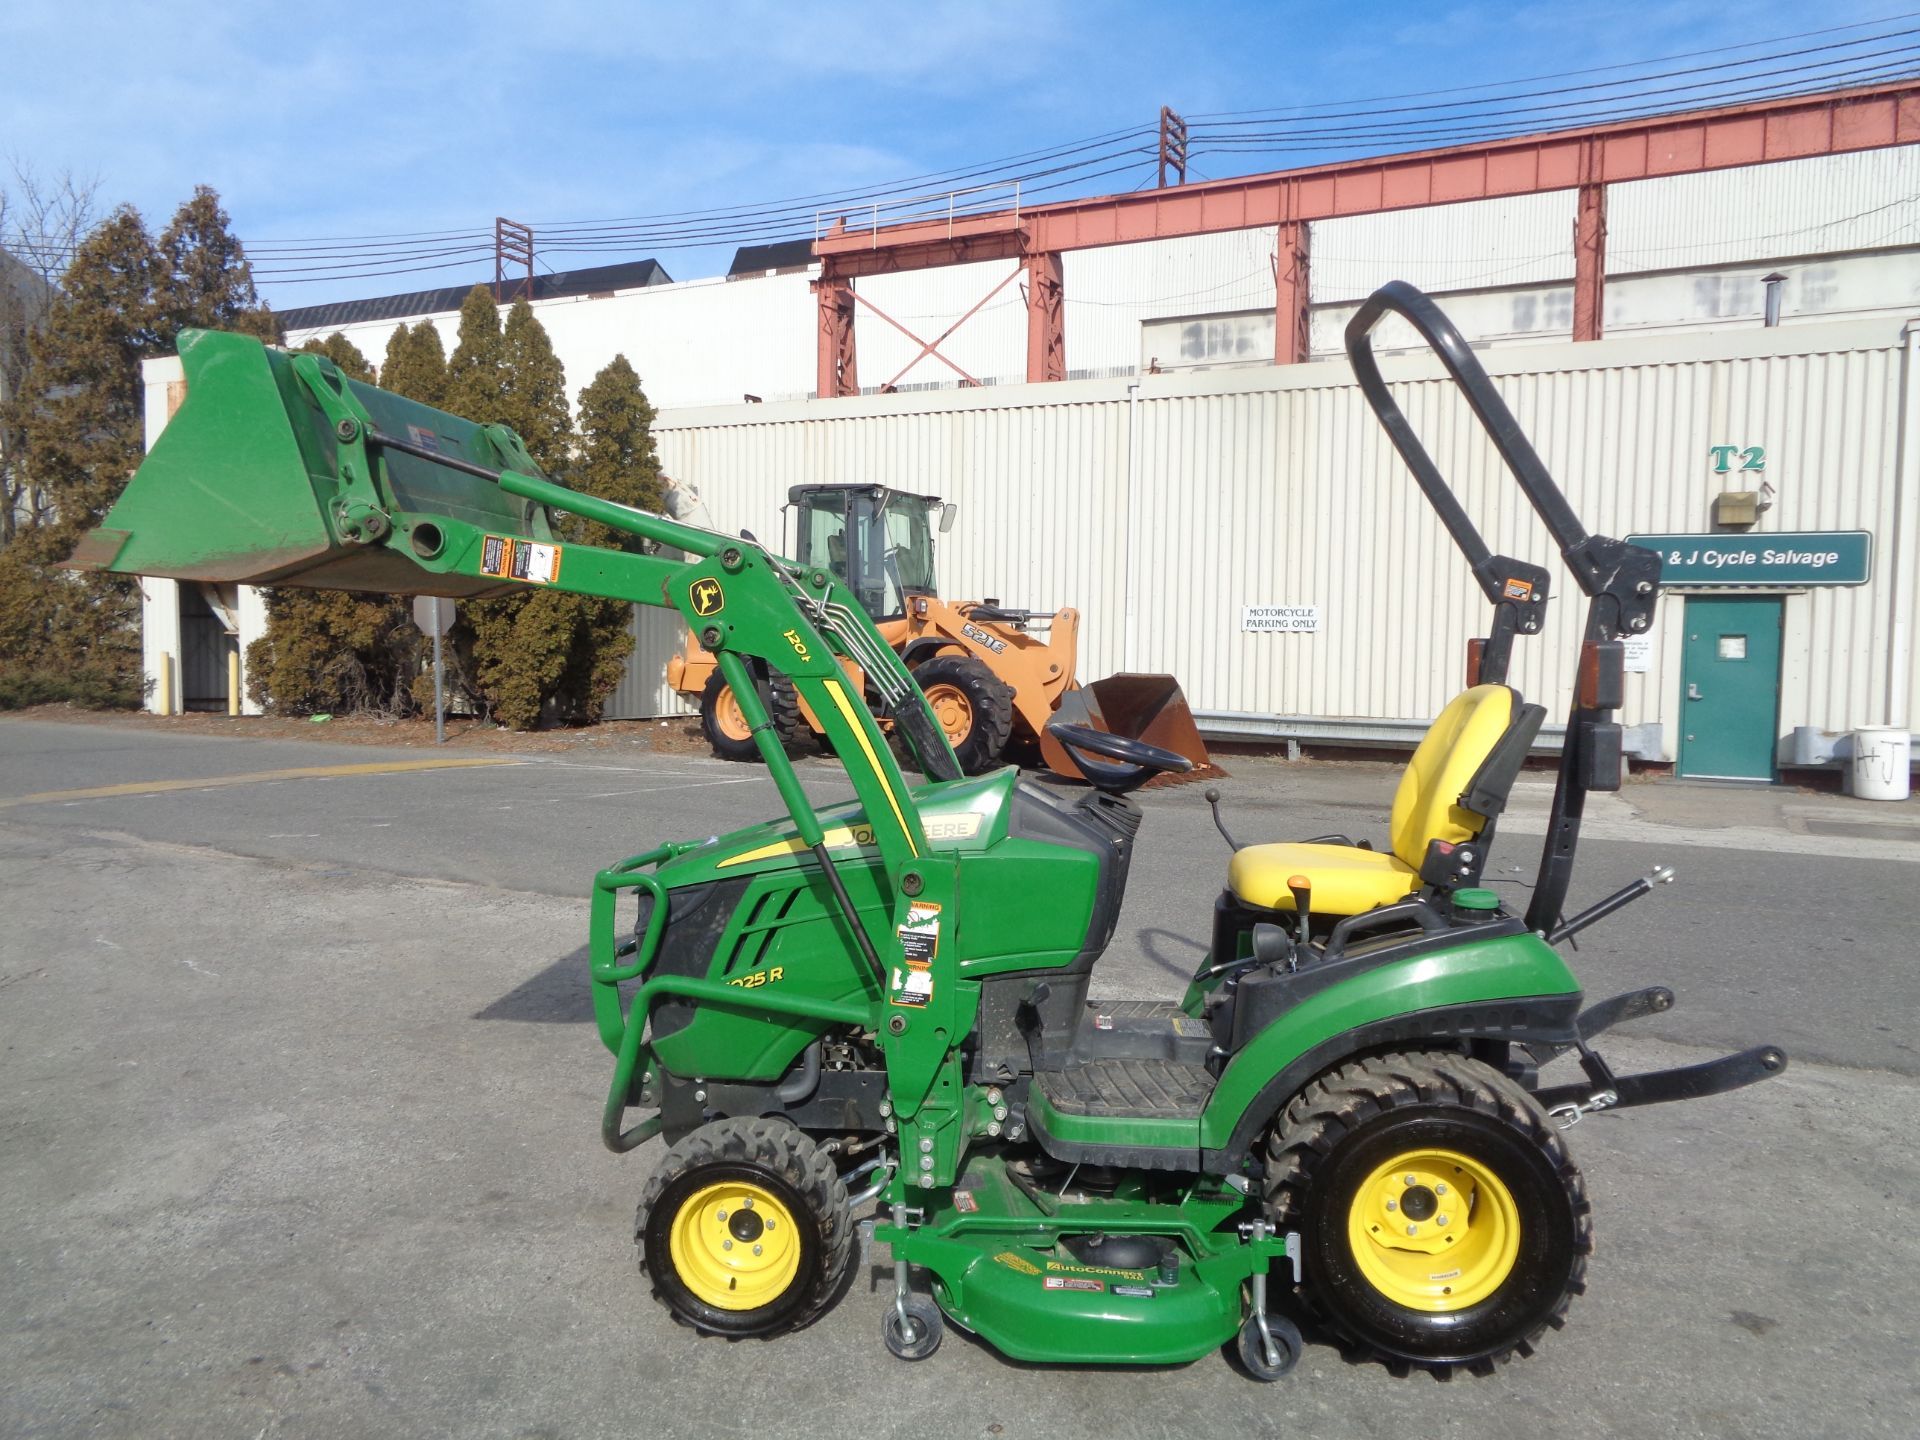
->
1157 107 1189 189
494 218 535 305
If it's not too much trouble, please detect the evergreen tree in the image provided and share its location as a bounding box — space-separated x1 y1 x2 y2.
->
156 185 275 340
380 321 450 406
0 205 163 706
573 353 664 551
439 296 635 729
296 331 373 381
499 299 571 472
445 286 506 423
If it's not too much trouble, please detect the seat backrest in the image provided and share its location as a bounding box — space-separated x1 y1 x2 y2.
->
1388 685 1521 870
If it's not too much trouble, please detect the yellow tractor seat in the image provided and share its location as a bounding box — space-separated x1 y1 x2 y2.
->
1227 684 1545 918
1228 843 1418 914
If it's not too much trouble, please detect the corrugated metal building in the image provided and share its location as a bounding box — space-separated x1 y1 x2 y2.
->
637 316 1917 780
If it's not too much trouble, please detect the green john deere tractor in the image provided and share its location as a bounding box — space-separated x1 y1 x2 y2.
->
79 281 1786 1379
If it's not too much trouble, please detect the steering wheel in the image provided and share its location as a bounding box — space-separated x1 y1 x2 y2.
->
1046 722 1193 794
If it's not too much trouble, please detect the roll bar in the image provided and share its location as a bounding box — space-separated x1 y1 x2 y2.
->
1343 281 1665 936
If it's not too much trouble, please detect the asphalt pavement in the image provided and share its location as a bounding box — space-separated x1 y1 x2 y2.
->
2 715 1916 1439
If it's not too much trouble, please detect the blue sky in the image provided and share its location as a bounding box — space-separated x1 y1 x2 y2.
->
2 1 1911 307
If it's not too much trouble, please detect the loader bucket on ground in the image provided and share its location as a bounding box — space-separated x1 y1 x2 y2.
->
1037 672 1223 787
68 328 552 596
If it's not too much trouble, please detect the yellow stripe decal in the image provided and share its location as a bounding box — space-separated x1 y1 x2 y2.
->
717 824 876 870
821 678 918 858
0 756 516 810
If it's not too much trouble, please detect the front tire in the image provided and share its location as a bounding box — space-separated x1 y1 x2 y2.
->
636 1117 853 1338
911 654 1014 774
1265 1051 1590 1377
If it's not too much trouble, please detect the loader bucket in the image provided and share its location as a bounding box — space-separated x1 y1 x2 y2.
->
1037 673 1222 787
68 327 552 596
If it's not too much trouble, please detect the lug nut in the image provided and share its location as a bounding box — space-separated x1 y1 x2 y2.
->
1436 1214 1450 1226
1406 1225 1418 1236
1386 1199 1397 1212
742 1198 753 1209
717 1209 728 1221
752 1245 762 1256
723 1240 733 1250
765 1220 776 1231
1404 1174 1417 1185
1434 1183 1447 1196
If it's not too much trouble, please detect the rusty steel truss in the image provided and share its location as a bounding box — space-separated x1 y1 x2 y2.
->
808 80 1920 396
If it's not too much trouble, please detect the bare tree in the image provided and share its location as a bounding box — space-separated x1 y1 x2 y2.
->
2 160 102 545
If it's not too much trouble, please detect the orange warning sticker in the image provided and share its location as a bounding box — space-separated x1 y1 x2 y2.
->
1503 577 1534 601
479 536 564 584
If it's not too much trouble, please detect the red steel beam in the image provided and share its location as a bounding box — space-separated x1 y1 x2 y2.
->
1273 221 1310 365
1023 251 1065 383
815 80 1920 279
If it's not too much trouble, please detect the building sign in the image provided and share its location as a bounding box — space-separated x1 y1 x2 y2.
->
1625 532 1870 587
1242 604 1320 634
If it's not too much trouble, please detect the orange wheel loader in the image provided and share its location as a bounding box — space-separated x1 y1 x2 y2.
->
665 483 1213 780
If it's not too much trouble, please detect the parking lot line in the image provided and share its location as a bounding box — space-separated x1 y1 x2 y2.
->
0 756 522 810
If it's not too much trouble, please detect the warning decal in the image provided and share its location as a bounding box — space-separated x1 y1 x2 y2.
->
1044 1276 1106 1294
1112 1284 1155 1299
1502 577 1535 601
479 536 564 585
891 964 933 1008
898 901 941 963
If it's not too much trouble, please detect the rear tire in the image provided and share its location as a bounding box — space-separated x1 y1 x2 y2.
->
910 654 1014 774
636 1117 853 1338
1264 1050 1590 1377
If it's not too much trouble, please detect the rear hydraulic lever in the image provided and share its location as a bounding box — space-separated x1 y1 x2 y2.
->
1546 864 1675 945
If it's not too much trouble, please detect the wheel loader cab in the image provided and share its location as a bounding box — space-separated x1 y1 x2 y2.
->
1225 685 1545 927
790 483 941 623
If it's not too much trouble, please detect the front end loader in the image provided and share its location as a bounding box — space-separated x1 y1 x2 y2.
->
668 482 1213 780
80 283 1786 1381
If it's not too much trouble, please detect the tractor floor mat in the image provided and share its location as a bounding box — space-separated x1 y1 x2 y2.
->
1034 1057 1214 1119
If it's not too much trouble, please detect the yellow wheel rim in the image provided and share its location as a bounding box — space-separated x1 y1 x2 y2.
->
1347 1147 1520 1312
922 683 974 741
668 1180 801 1311
713 686 752 743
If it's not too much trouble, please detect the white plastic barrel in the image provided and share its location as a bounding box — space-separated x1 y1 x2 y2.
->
1849 726 1912 801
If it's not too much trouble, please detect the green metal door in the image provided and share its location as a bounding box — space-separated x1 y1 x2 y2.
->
1678 596 1783 781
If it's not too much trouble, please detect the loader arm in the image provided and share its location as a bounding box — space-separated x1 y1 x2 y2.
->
73 326 963 967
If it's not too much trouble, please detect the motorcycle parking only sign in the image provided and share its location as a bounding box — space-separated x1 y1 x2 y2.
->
1242 604 1320 634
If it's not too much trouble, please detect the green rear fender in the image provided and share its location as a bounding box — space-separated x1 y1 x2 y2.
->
1198 931 1581 1154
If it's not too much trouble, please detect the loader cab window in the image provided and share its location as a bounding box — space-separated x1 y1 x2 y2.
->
800 491 852 584
878 495 937 616
792 487 936 623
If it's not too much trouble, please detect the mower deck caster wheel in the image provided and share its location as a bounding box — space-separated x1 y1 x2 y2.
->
1237 1314 1303 1382
882 1294 944 1361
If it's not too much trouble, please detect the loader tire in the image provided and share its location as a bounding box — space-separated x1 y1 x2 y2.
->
637 1117 853 1339
700 671 762 763
1264 1050 1591 1378
911 655 1014 774
765 670 824 754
